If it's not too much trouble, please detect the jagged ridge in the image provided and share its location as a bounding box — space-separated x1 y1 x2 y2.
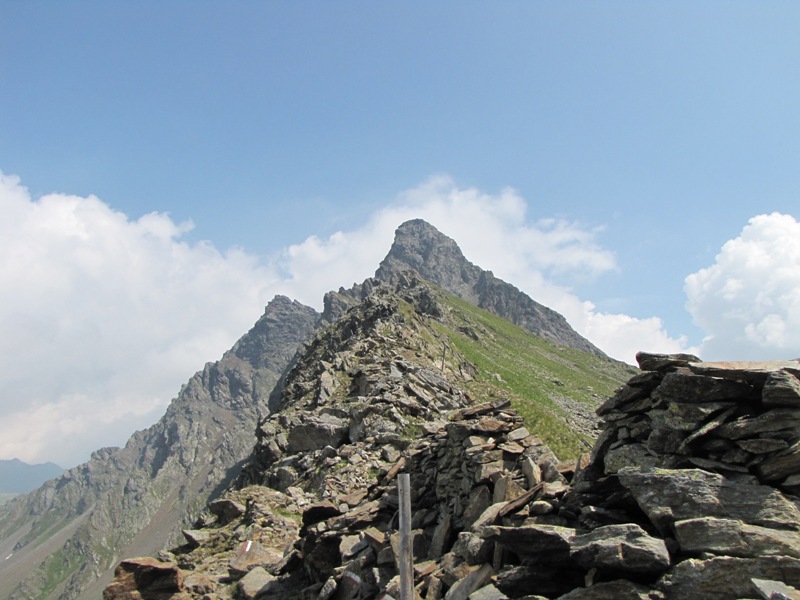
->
376 219 605 357
103 273 634 598
0 296 318 600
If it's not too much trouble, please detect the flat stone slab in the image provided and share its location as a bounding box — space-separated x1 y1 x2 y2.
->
658 556 800 600
555 579 662 600
237 566 277 599
570 523 671 574
617 467 800 533
687 360 800 382
481 524 575 565
674 517 800 558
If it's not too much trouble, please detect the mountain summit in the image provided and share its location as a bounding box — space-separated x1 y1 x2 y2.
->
376 219 604 356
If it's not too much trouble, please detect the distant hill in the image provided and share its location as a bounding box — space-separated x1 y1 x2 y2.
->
0 459 63 494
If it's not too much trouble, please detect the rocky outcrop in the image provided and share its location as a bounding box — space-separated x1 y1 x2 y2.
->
591 353 800 494
563 352 800 599
105 347 800 600
0 296 318 600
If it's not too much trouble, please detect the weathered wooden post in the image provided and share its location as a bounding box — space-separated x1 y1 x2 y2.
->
398 472 413 600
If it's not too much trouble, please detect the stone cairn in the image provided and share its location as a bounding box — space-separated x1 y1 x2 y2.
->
104 350 800 600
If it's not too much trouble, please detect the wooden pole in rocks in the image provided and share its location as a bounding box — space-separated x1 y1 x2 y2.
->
398 473 414 600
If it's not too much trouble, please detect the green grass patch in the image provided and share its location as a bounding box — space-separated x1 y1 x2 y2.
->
434 293 634 459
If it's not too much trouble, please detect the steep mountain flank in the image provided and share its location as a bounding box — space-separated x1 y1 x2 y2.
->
374 219 604 356
0 296 318 600
103 274 634 599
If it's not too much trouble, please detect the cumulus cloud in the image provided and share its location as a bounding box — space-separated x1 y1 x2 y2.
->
685 212 800 360
1 171 691 466
0 171 281 467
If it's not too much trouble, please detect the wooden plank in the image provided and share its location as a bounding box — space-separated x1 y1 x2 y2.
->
398 473 414 600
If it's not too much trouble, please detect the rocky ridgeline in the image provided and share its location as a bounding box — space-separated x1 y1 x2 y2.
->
104 345 800 600
0 296 318 600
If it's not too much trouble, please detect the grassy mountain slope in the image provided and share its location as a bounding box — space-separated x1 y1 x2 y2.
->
435 293 635 458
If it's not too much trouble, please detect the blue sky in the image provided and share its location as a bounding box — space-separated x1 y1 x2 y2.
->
2 2 800 466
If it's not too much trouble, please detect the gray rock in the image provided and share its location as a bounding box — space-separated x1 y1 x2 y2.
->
468 583 510 600
181 529 212 547
763 369 800 407
715 408 800 440
453 531 495 565
429 513 453 559
687 360 800 383
570 523 671 574
463 485 492 529
657 556 800 600
228 540 284 578
636 352 701 372
444 563 494 600
555 580 663 600
654 370 757 404
494 565 585 599
756 443 800 482
617 467 800 533
674 517 800 558
751 578 800 600
286 414 349 454
209 498 246 524
481 524 576 565
603 444 661 474
237 566 276 599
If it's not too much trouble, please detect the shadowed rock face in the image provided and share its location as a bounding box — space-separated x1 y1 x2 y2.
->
375 219 606 356
0 296 318 600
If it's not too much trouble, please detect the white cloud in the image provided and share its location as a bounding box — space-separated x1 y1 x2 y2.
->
0 171 281 467
0 171 692 466
685 212 800 360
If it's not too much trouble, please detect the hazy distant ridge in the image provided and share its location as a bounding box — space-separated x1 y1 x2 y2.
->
0 459 63 494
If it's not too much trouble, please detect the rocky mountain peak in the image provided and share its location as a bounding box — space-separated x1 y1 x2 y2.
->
376 219 483 301
377 219 606 357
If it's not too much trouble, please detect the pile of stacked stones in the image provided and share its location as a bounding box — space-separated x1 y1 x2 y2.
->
103 398 579 600
593 352 800 494
103 349 800 600
553 352 800 599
